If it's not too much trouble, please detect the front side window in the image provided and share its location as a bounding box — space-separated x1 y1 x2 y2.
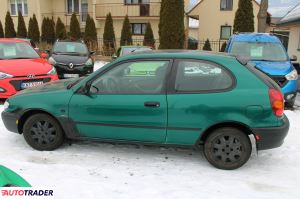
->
220 0 233 10
0 42 40 59
174 60 233 92
90 60 170 94
10 0 28 16
220 26 232 40
230 42 289 62
131 23 147 35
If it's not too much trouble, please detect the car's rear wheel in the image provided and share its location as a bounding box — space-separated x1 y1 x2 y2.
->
204 127 252 170
23 114 64 151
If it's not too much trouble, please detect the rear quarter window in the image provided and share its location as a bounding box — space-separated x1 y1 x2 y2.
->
174 60 234 93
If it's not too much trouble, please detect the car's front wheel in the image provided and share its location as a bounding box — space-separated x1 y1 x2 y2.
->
204 127 252 170
23 113 64 151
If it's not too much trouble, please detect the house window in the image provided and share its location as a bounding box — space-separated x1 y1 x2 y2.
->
10 0 28 16
220 0 233 10
125 0 149 5
67 0 80 14
220 26 232 40
67 0 88 21
131 23 147 35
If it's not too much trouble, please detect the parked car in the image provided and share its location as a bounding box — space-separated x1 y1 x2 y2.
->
225 33 298 108
113 46 153 59
0 39 58 99
0 165 31 187
2 51 289 170
47 40 94 79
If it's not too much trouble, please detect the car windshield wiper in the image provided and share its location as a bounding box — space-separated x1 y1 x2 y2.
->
8 57 35 59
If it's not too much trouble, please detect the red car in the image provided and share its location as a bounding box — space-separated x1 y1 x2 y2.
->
0 39 58 99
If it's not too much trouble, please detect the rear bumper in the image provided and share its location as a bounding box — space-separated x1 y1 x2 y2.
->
253 115 289 150
1 111 20 134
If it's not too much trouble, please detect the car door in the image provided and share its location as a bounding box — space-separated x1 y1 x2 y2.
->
166 59 235 145
68 59 172 143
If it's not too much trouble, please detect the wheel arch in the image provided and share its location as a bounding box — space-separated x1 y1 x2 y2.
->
196 121 254 146
17 109 62 134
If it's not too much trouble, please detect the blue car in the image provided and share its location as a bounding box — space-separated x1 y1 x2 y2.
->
226 33 298 108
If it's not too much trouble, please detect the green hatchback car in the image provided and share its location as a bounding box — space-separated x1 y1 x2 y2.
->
0 165 30 187
2 51 289 170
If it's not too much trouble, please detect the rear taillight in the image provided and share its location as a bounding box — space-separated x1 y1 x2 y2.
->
269 88 284 117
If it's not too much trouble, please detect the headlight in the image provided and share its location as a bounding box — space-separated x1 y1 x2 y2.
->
47 66 57 75
285 69 298 80
3 101 9 109
48 57 56 65
0 72 13 79
85 58 93 66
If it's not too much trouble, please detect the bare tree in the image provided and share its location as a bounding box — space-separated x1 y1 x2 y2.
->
258 0 268 33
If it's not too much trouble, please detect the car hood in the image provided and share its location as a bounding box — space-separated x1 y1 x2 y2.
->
250 61 293 76
0 165 31 187
16 78 74 95
0 58 52 76
52 54 89 64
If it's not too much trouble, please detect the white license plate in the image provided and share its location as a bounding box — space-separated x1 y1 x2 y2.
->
21 81 44 89
64 74 79 78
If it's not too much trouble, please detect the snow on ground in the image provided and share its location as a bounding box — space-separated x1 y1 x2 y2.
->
0 95 300 198
94 61 109 72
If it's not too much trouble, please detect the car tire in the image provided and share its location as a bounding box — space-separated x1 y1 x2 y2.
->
204 127 252 170
23 114 64 151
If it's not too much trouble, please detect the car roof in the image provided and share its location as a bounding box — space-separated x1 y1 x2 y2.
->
117 50 236 61
229 33 281 43
0 38 28 43
55 40 84 43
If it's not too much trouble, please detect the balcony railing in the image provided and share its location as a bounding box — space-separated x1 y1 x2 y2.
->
95 2 161 18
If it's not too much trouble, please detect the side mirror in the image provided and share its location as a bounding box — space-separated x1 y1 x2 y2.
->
40 52 48 59
90 51 95 55
112 54 118 60
290 55 297 62
45 49 51 54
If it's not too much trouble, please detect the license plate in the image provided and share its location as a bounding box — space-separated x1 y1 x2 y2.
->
64 74 79 78
21 81 44 89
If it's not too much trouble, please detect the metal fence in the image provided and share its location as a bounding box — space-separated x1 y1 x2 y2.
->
96 38 228 56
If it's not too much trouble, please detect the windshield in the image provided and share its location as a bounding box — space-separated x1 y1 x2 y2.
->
0 42 40 60
53 42 88 55
230 42 288 62
122 47 152 56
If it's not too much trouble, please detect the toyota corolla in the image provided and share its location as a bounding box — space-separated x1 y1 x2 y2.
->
2 51 289 170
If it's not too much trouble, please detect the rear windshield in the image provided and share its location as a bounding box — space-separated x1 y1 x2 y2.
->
231 42 288 62
244 62 281 90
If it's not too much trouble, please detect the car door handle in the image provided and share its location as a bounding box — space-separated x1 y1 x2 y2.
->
144 101 160 108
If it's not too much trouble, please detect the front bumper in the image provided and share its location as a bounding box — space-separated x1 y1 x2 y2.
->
253 115 289 150
0 75 58 99
1 111 20 134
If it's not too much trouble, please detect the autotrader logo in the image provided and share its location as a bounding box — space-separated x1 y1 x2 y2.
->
1 188 54 198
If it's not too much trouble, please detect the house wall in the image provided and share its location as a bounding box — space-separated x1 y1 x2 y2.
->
287 26 300 58
189 0 260 41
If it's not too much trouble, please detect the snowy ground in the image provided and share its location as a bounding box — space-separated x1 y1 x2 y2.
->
0 62 299 198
